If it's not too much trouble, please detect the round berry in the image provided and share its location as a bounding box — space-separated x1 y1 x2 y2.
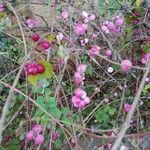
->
32 33 40 42
34 135 44 145
26 130 34 140
40 40 51 50
121 59 132 72
52 131 59 141
27 67 38 75
32 124 42 133
37 64 45 74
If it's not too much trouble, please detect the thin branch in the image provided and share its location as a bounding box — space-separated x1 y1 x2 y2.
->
112 59 150 150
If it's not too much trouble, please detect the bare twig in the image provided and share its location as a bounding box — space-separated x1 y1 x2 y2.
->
112 59 150 150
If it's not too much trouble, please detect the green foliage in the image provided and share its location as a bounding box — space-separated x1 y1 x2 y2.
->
98 0 120 16
95 105 116 128
33 96 62 125
143 84 150 94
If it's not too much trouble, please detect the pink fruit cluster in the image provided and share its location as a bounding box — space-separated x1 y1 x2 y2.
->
74 64 87 86
121 59 132 73
72 88 91 109
31 33 51 50
25 62 45 75
25 18 38 29
26 125 44 145
82 11 96 23
101 15 124 33
88 45 100 57
73 64 90 108
80 38 89 46
0 3 4 12
74 23 88 35
124 103 132 113
141 53 150 65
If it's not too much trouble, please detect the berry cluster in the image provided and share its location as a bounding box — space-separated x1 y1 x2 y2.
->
31 33 52 50
74 23 88 35
88 45 101 57
25 62 45 75
72 64 90 109
101 15 124 33
82 11 96 23
26 125 44 145
25 18 38 29
72 88 91 109
74 64 87 86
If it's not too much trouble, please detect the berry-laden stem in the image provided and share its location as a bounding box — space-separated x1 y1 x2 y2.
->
112 59 150 150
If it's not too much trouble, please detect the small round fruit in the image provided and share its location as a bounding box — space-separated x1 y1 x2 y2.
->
37 64 45 74
32 33 40 42
40 40 51 50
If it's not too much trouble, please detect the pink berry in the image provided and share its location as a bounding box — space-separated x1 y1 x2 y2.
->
124 103 132 113
0 4 4 12
52 131 59 141
61 10 69 19
89 14 96 21
34 135 44 145
26 130 34 140
115 17 124 26
32 124 42 133
78 100 86 108
101 25 109 33
74 72 83 85
32 33 40 42
84 97 91 104
40 40 51 50
74 23 88 35
82 11 88 18
74 88 86 98
88 45 100 57
27 67 38 75
37 64 45 74
141 53 149 65
105 49 112 57
104 98 109 103
121 59 132 72
77 64 87 74
71 96 81 104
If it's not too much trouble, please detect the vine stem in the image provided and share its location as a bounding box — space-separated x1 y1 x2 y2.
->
112 59 150 150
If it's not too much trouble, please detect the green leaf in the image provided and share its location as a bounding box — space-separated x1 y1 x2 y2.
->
47 97 57 109
103 105 111 112
143 84 150 94
40 114 50 125
101 113 110 122
36 96 45 107
108 108 116 116
49 107 62 119
143 44 150 53
136 0 143 7
61 107 69 115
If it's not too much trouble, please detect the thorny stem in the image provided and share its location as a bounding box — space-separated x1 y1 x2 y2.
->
112 59 150 150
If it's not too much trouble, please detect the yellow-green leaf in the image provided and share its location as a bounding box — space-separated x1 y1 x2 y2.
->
136 0 143 7
47 34 56 42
